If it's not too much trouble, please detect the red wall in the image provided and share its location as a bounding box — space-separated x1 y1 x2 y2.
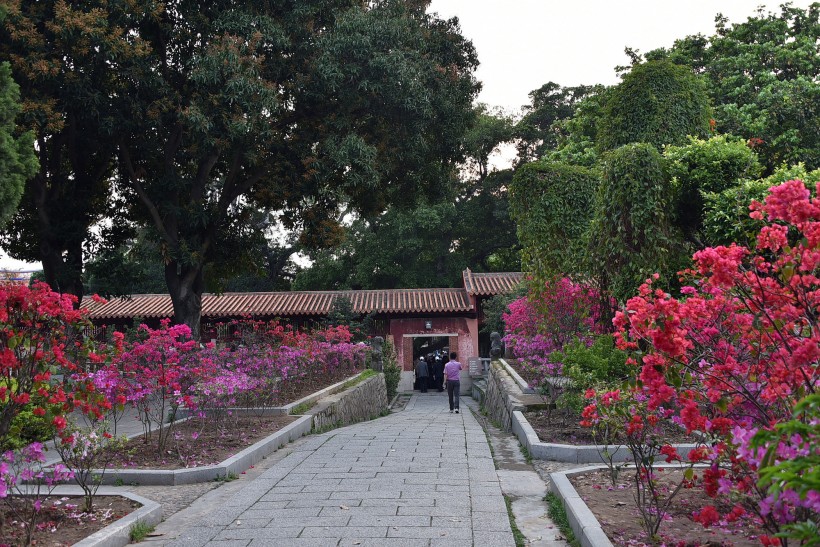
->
389 317 478 372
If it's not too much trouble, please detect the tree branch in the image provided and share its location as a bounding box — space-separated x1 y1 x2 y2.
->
120 143 173 244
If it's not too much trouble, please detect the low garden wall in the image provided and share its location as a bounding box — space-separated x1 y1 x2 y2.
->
311 373 388 432
483 360 534 432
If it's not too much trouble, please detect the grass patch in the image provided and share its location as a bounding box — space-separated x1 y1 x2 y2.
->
129 520 156 542
503 494 527 547
519 444 532 464
214 471 238 482
545 492 581 547
289 401 316 415
342 368 377 389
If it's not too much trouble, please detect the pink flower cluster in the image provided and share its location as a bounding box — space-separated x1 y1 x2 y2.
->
503 277 604 379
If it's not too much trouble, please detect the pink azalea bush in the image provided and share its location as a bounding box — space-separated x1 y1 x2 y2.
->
602 179 820 544
503 277 605 379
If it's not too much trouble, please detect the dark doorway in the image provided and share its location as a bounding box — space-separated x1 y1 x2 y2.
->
412 336 448 392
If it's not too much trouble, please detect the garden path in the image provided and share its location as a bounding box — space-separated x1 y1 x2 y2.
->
165 393 519 546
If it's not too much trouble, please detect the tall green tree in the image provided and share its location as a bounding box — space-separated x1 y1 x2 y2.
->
514 82 597 165
116 0 478 337
0 1 144 301
588 143 685 305
509 161 599 281
597 60 711 153
647 3 820 172
0 61 36 228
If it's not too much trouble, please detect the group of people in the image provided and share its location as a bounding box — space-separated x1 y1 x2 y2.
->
415 350 463 413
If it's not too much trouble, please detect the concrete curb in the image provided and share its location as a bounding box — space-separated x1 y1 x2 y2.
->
549 465 614 547
98 415 312 485
277 371 367 414
37 487 163 547
512 409 699 463
498 358 535 393
84 371 369 486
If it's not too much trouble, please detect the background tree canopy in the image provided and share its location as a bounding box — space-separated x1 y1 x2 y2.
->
0 61 36 229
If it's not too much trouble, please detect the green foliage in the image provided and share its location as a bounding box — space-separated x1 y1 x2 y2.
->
0 406 55 451
342 369 377 389
702 164 820 247
0 61 36 228
648 4 820 173
665 135 763 241
597 60 711 153
588 143 686 304
129 521 156 543
289 401 316 416
325 296 374 342
0 2 138 300
514 82 598 165
382 338 401 402
509 161 599 281
702 179 771 247
752 393 820 546
545 493 581 547
551 335 629 416
480 283 526 336
544 86 609 167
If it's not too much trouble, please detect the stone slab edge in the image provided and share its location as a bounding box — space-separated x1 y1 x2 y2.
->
278 371 367 414
499 358 535 394
97 414 312 486
550 465 614 547
513 410 698 463
89 371 367 486
71 491 162 547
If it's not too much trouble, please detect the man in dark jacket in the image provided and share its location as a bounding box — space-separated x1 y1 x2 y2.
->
415 356 429 393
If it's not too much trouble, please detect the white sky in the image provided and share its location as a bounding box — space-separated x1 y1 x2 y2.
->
428 0 813 112
1 0 811 271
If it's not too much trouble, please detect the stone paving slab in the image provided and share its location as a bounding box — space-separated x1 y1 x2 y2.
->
167 393 513 546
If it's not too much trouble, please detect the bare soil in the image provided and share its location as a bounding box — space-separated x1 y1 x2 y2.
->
571 468 768 546
0 495 139 547
109 414 298 469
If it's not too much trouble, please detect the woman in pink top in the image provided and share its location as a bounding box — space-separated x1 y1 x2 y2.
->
444 352 463 413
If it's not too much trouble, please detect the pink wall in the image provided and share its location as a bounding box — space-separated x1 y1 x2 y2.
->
389 317 479 371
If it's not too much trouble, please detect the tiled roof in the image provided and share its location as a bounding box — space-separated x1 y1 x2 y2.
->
462 269 524 296
81 288 474 320
80 271 523 320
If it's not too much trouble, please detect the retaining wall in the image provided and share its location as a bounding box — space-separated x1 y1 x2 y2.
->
483 360 532 432
312 373 388 432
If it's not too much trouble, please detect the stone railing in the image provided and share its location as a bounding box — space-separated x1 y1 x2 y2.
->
311 373 388 432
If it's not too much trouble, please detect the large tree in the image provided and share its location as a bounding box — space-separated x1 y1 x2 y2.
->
293 104 519 291
647 3 820 172
115 0 478 337
597 60 711 153
0 1 145 300
0 61 36 228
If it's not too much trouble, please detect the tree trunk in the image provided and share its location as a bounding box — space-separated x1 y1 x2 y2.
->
165 261 204 340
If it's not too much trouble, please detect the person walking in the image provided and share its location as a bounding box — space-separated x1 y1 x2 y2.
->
444 352 463 413
416 356 429 393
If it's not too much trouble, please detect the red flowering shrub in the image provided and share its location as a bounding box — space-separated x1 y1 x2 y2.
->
613 179 820 538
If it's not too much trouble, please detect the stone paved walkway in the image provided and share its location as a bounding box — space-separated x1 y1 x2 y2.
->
168 393 514 547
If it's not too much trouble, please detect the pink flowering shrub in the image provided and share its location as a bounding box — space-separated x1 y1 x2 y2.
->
503 277 605 382
1 442 74 544
612 179 820 542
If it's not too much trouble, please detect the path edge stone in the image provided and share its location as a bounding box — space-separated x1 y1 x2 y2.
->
71 491 162 547
549 465 614 547
512 410 699 464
